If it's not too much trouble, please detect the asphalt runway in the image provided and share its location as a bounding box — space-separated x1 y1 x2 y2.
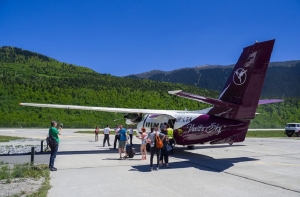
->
0 129 299 197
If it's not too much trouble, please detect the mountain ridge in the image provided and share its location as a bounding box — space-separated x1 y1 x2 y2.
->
0 46 298 128
126 61 300 97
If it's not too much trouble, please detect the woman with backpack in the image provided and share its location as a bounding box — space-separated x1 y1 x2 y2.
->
147 124 165 171
159 124 170 167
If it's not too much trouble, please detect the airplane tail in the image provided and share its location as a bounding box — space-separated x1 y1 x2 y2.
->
168 39 276 120
208 39 275 120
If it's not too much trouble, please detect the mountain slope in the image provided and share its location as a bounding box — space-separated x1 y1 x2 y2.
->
127 61 300 97
0 46 298 128
0 46 216 127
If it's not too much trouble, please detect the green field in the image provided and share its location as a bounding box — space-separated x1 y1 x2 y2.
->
0 135 25 142
246 130 288 138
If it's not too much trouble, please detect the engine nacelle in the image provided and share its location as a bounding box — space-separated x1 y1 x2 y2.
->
124 113 143 125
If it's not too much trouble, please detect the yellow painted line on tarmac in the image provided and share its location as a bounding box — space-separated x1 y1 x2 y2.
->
256 161 300 167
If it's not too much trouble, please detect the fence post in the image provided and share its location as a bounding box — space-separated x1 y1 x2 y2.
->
31 147 35 165
41 140 44 153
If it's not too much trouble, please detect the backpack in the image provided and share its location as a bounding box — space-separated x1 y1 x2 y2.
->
47 135 57 149
155 133 163 149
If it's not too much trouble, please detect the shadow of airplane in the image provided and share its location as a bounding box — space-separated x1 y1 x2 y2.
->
0 143 256 173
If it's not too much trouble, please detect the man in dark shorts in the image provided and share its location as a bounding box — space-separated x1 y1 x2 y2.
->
118 125 127 159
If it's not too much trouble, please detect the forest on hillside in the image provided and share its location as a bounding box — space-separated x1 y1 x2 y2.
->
129 62 300 98
0 46 299 128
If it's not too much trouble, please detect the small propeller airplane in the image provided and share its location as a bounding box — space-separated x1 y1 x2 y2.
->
21 39 282 149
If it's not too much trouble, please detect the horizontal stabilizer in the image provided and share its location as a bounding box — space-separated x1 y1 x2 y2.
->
258 99 283 105
168 90 237 108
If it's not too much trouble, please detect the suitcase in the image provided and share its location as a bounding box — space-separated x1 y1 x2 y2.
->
125 144 135 158
128 148 135 158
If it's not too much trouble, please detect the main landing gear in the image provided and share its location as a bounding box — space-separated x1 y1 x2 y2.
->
187 145 194 150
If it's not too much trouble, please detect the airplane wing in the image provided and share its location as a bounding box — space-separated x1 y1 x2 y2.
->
19 103 188 118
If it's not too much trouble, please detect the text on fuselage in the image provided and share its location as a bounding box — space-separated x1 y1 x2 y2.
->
186 123 222 135
176 116 192 122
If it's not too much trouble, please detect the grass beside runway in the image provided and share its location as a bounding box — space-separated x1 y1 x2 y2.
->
0 162 50 197
0 135 25 142
246 130 288 138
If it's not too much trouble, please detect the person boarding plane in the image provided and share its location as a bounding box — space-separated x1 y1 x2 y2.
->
20 39 282 149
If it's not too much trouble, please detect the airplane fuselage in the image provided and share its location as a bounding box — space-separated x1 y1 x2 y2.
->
136 112 250 146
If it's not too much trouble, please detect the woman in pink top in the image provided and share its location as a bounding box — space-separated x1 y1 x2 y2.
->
95 126 99 142
137 127 147 160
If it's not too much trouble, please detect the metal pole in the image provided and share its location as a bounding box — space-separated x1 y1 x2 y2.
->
41 140 44 153
31 147 35 165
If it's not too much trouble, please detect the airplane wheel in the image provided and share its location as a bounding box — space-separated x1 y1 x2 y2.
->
286 133 293 137
229 143 233 145
187 145 194 150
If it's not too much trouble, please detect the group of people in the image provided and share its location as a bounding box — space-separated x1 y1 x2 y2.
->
96 124 133 159
140 123 174 171
94 125 111 147
95 123 175 171
47 121 174 172
94 125 134 149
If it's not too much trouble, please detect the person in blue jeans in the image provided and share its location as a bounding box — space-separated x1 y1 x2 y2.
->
49 121 62 171
159 126 170 167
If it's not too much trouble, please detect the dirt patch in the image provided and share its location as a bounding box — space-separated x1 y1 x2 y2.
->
0 177 44 197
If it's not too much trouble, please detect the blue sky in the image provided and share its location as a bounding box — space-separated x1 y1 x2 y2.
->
1 0 299 76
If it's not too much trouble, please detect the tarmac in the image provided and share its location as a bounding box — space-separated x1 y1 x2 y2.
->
0 128 300 197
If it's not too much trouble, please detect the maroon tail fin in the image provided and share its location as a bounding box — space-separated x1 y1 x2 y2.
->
208 39 275 120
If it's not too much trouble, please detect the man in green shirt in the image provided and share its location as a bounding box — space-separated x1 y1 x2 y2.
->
49 121 62 171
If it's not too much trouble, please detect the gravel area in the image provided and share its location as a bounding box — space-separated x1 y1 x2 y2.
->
0 139 47 155
0 177 45 197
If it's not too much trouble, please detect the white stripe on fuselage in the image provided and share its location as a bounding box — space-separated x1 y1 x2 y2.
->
136 111 208 133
